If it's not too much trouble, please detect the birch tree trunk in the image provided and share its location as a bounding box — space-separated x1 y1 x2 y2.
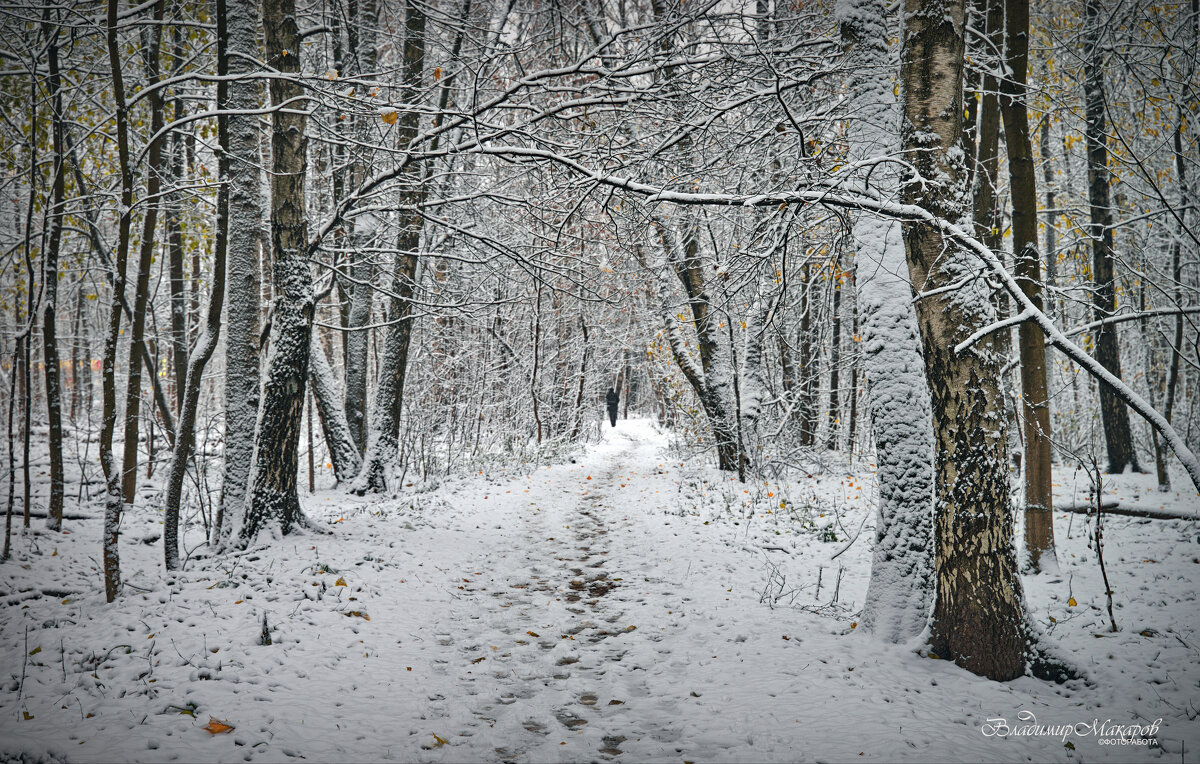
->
900 0 1029 680
238 0 314 541
838 0 935 643
218 0 264 544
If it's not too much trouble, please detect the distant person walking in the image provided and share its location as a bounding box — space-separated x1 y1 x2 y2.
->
606 387 620 427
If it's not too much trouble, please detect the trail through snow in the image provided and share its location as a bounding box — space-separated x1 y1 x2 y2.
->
2 419 1199 762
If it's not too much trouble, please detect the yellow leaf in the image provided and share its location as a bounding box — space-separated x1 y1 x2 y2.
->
1068 597 1077 607
432 733 449 747
204 718 234 734
335 577 347 587
23 711 34 720
381 110 398 125
344 610 371 621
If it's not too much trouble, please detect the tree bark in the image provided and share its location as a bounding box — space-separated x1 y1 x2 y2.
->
343 0 380 454
218 0 264 544
41 10 66 532
309 334 362 483
164 0 232 569
354 0 428 494
998 0 1056 571
167 27 190 416
661 218 743 473
838 0 935 643
101 0 136 601
238 0 315 541
900 0 1028 680
826 263 842 451
1084 0 1139 474
120 0 167 505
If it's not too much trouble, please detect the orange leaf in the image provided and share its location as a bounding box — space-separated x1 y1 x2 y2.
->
204 718 234 734
433 67 442 81
344 610 371 621
335 577 347 587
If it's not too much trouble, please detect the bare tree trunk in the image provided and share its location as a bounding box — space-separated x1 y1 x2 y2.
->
640 221 745 475
839 0 935 643
101 0 136 601
237 0 315 542
1157 0 1196 491
900 0 1028 680
41 10 66 532
120 0 166 505
531 282 544 444
217 0 264 544
163 0 232 570
1084 0 1139 475
798 264 817 446
354 0 428 494
999 0 1055 571
826 264 842 451
570 317 589 439
1039 115 1059 316
343 0 380 454
167 27 189 415
309 334 362 483
2 345 17 561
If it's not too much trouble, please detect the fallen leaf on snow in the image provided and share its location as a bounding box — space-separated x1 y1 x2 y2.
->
344 610 371 620
204 718 234 734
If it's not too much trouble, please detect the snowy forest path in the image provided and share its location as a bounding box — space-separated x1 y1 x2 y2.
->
5 419 1196 763
422 421 691 761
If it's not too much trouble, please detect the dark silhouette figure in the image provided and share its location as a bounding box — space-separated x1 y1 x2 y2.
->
606 387 620 427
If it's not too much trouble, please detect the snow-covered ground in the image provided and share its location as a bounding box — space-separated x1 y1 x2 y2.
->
2 419 1198 762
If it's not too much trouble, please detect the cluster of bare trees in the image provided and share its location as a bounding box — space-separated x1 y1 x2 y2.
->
1 0 1196 681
